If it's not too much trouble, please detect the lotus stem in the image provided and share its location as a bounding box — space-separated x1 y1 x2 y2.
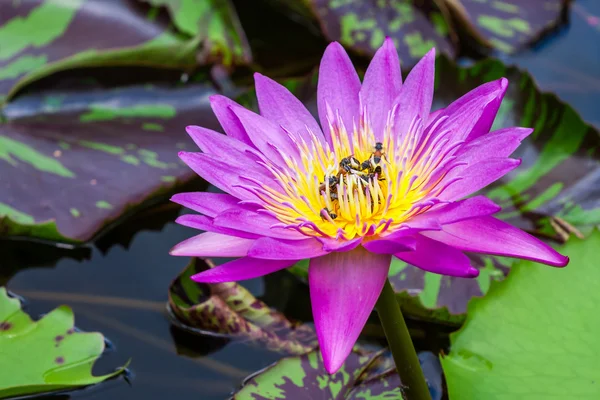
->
376 278 431 400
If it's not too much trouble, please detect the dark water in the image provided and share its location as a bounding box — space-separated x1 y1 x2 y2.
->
4 216 287 399
507 0 600 128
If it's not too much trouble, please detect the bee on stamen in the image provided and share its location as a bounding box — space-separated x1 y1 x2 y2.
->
338 155 361 176
319 175 339 193
320 207 337 220
372 142 386 165
374 142 384 158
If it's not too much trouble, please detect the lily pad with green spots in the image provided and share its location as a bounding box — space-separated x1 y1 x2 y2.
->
138 0 251 66
168 258 317 355
441 231 600 399
444 0 568 53
0 287 125 398
233 348 403 399
271 0 455 67
0 0 203 101
0 80 222 242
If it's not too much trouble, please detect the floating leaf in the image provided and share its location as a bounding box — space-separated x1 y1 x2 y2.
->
0 80 222 242
272 0 455 67
137 0 252 66
233 348 403 399
168 258 317 354
0 0 201 101
441 231 600 399
0 287 124 398
444 0 567 53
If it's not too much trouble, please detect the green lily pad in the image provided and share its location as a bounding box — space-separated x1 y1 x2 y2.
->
0 80 222 243
280 54 599 323
233 348 403 399
0 287 125 398
441 231 600 399
138 0 252 66
0 0 201 101
445 0 568 53
168 258 317 354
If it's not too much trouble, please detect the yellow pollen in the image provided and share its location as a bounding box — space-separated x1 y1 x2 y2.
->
257 111 445 240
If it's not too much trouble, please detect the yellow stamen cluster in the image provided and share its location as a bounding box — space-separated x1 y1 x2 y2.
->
258 110 452 240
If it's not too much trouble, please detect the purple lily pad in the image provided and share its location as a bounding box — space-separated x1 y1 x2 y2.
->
272 0 455 67
0 80 223 242
0 0 200 100
446 0 568 53
233 348 404 399
168 258 317 355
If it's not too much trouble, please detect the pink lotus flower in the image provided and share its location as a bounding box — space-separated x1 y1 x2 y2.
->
171 39 568 373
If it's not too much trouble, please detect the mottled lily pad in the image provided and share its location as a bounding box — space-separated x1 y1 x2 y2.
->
138 0 251 66
0 287 125 398
0 81 222 242
233 348 403 399
441 231 599 399
0 0 199 100
168 258 317 354
445 0 568 53
281 54 599 323
306 0 455 66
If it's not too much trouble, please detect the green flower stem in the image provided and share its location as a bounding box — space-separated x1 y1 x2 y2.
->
376 278 431 400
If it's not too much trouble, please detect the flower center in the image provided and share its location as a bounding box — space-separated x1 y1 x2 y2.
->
257 110 452 240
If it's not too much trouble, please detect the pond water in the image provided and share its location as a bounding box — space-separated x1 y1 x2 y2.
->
5 216 285 399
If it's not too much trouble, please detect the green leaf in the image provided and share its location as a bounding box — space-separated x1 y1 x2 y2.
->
233 348 403 399
0 287 124 398
441 231 600 399
169 258 317 354
0 0 198 101
444 0 568 53
138 0 252 66
0 80 222 243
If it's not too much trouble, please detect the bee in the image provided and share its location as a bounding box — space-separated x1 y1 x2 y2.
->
371 142 385 165
359 158 375 172
320 207 337 220
319 175 339 193
374 142 384 158
338 155 361 175
359 168 385 184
